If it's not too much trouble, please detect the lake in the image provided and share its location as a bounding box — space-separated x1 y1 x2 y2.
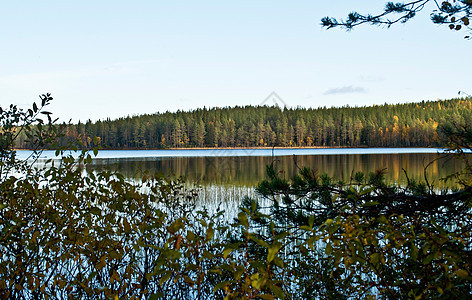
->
17 147 446 160
17 147 464 187
14 147 468 221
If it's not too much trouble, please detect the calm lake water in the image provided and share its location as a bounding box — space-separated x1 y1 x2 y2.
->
17 148 464 187
16 148 467 213
17 147 445 159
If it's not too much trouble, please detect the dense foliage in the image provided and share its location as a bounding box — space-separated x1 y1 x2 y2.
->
16 97 472 149
2 96 472 299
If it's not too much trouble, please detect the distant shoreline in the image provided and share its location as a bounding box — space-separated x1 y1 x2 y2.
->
14 146 439 151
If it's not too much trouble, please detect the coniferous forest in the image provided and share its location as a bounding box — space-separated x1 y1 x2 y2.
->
17 97 472 149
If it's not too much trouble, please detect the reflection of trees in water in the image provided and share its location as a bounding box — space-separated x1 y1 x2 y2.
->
192 184 256 221
87 153 466 188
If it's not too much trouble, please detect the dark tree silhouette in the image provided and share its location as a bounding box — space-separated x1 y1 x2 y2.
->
322 1 472 38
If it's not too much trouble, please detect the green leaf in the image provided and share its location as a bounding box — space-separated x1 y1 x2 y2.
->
267 244 281 263
187 230 196 241
159 271 172 285
238 212 249 228
206 227 214 241
213 281 229 292
223 248 233 259
370 252 380 267
275 232 289 240
270 284 285 299
273 256 284 268
359 186 375 196
300 225 313 231
168 219 184 234
220 264 234 273
250 273 264 290
234 266 244 280
251 199 257 212
250 236 269 248
325 243 333 255
308 215 314 227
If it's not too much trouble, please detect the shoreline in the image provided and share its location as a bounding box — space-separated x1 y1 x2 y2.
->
14 146 439 151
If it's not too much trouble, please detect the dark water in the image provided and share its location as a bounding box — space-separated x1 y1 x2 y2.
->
86 152 465 188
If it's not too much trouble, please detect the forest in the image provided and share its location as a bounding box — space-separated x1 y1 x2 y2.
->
16 97 471 149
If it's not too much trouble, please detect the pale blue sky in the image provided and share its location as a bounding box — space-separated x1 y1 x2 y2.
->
0 1 470 122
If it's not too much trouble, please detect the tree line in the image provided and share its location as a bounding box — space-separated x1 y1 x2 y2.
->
15 97 472 149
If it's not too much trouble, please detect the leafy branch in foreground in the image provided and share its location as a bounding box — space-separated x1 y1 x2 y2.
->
322 1 472 38
254 155 472 298
0 93 59 181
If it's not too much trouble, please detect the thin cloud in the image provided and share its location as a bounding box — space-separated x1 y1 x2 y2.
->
323 85 367 96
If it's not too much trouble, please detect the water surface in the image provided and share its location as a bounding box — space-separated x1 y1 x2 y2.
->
16 148 465 188
16 147 443 160
16 148 467 210
83 150 462 188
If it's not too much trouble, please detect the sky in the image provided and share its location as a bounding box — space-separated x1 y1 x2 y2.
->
0 1 470 122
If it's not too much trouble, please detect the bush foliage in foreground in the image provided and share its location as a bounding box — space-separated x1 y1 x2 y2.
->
1 96 472 299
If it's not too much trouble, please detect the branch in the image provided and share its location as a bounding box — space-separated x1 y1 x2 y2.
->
321 1 430 30
321 1 472 38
